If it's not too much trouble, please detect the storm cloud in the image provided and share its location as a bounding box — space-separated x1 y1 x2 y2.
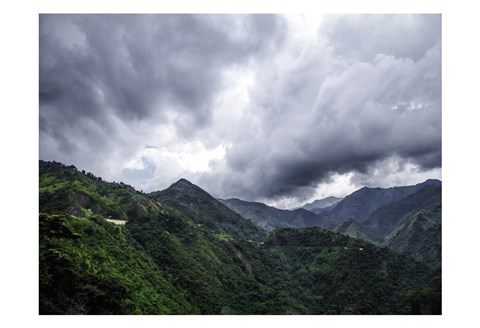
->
40 14 441 207
40 14 285 173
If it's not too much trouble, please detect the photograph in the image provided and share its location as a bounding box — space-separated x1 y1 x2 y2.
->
39 14 441 315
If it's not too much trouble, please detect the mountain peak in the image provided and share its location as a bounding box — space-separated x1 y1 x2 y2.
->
149 178 264 241
421 179 441 186
162 178 212 197
173 178 193 185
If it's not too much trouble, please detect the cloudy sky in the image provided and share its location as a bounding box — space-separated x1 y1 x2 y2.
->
39 14 441 208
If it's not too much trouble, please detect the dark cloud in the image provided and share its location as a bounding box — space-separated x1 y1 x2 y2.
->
40 14 285 174
198 15 442 202
40 14 441 206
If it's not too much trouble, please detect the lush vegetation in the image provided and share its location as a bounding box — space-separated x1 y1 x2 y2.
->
253 228 440 314
127 211 285 314
40 160 164 220
39 213 194 314
221 182 442 269
149 179 264 241
39 160 441 314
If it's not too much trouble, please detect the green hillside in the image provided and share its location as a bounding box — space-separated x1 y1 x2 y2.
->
254 228 440 314
39 213 195 314
40 160 164 220
149 179 264 241
39 160 441 314
385 203 442 267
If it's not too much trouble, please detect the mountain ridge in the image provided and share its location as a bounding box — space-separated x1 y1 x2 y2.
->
299 196 343 212
219 198 328 231
322 179 441 225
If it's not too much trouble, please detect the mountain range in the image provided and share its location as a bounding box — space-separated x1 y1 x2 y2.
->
323 179 441 225
218 198 327 231
220 179 441 267
298 196 343 213
39 160 441 314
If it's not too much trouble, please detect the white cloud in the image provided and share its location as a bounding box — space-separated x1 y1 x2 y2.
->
121 140 229 191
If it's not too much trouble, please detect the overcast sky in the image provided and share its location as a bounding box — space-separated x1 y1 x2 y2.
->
39 14 441 208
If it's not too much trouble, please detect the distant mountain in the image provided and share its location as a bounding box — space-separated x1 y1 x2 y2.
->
219 198 328 231
149 179 264 241
328 180 441 267
221 180 442 268
323 179 441 225
300 196 343 212
362 183 442 239
385 203 442 267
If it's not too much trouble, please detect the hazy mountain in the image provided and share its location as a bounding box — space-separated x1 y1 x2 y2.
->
329 181 441 267
362 183 442 239
219 198 328 231
323 179 441 225
39 160 441 314
385 203 442 267
300 196 343 212
220 180 442 268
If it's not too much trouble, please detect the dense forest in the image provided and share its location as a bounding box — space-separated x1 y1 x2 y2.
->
39 160 441 314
